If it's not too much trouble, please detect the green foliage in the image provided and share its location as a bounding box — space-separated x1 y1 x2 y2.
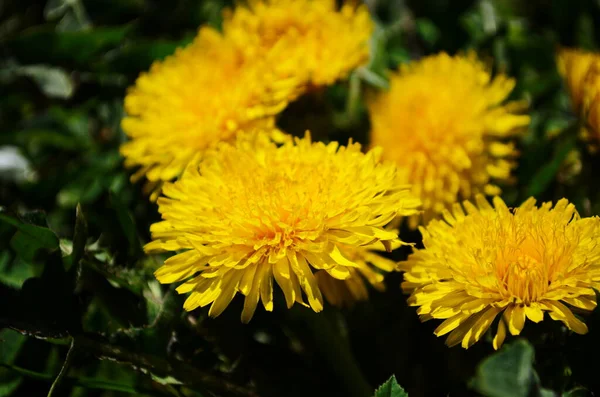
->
373 375 409 397
470 340 545 397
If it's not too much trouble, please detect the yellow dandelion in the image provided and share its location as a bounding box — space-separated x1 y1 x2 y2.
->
145 131 420 322
368 53 530 227
120 27 299 199
400 195 600 350
316 241 399 307
557 48 600 146
222 0 373 89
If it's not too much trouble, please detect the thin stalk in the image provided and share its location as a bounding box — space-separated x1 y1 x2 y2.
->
288 307 372 397
47 337 77 397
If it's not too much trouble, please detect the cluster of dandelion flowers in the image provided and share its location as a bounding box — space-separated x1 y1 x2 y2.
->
145 132 421 322
120 27 299 199
557 48 600 146
400 195 600 350
368 53 530 228
222 0 373 89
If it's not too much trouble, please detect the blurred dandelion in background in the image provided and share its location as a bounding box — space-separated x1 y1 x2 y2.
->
223 0 373 89
120 0 372 200
120 29 298 200
557 48 600 150
368 53 530 228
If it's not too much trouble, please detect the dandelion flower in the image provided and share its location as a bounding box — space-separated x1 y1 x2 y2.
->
400 195 600 349
223 0 373 89
120 27 298 199
316 242 400 307
557 48 600 146
145 131 420 322
368 53 530 227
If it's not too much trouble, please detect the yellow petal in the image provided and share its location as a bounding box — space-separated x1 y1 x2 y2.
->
260 263 274 311
434 312 471 336
504 305 526 335
524 304 544 323
288 251 323 312
493 317 507 350
273 258 296 308
238 263 259 296
542 300 589 334
461 307 500 349
241 275 261 324
562 296 597 311
325 265 351 280
208 271 243 318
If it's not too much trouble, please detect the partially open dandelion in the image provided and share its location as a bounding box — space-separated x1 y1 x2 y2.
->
223 0 372 89
368 53 530 227
557 48 600 147
120 27 299 199
145 131 420 322
400 195 600 349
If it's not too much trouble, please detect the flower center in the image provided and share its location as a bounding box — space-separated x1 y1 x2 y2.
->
497 251 547 304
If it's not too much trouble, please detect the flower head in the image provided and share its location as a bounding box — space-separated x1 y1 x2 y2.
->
223 0 372 88
146 131 420 322
368 53 530 227
557 48 600 146
400 195 600 349
120 27 298 199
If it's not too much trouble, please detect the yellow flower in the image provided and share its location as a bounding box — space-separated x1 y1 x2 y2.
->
222 0 372 88
120 27 299 199
145 131 420 322
368 53 530 228
557 48 600 146
316 242 399 307
400 195 600 350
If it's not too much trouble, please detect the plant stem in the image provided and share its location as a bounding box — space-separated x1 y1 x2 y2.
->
47 337 77 397
75 334 259 397
288 307 372 397
3 319 259 397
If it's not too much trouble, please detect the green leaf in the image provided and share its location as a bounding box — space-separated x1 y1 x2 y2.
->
0 253 36 288
1 364 141 394
0 146 31 183
415 19 440 47
373 375 408 397
0 329 27 364
12 129 83 152
102 38 193 74
470 339 535 397
356 67 389 90
16 65 75 99
0 210 59 262
563 387 590 397
6 27 130 68
0 329 27 397
0 377 21 396
65 204 87 271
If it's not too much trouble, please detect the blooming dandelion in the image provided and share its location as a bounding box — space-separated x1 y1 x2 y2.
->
145 131 420 322
120 28 299 199
223 0 373 89
400 195 600 349
557 48 600 147
368 53 530 227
